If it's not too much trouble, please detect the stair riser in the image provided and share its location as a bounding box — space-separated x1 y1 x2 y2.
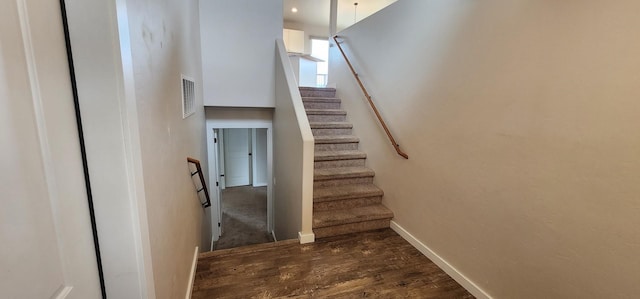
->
314 219 391 238
314 159 366 169
303 102 341 109
314 177 373 188
313 196 382 211
307 114 347 122
315 143 359 151
312 128 352 136
300 90 336 97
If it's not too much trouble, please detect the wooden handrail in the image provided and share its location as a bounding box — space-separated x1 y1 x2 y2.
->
332 35 408 159
187 157 211 208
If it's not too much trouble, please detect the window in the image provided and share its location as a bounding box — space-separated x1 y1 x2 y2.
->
311 38 329 87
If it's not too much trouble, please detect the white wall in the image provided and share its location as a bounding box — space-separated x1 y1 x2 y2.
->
274 40 315 243
329 1 640 298
67 0 208 297
200 0 283 107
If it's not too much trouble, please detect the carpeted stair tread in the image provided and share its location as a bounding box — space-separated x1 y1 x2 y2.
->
314 167 375 181
313 204 394 228
299 87 336 93
315 150 366 161
314 135 360 144
313 184 384 202
305 109 347 115
302 97 341 103
310 122 353 129
300 86 394 239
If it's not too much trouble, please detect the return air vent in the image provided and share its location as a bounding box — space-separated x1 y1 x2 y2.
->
181 75 195 119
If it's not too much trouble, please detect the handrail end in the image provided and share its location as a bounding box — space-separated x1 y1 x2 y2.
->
395 148 409 159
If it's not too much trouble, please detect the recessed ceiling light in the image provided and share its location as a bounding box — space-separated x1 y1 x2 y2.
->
291 7 298 13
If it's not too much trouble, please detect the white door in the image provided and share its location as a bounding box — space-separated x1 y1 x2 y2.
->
0 0 102 298
224 128 250 187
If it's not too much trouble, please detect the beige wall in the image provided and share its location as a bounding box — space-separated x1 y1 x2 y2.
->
329 1 640 298
125 0 208 297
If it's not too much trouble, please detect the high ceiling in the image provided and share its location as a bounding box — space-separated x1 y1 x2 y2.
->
283 0 397 31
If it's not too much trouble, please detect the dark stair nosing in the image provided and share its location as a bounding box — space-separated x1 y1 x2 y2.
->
199 239 298 259
313 219 390 238
313 204 394 228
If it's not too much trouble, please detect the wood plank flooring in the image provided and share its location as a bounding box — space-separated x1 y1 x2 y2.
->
193 229 474 298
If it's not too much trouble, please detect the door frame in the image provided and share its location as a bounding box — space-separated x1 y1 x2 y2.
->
251 128 269 187
211 129 223 242
206 120 274 242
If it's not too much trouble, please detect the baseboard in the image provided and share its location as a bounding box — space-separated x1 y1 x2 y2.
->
298 231 315 244
390 221 492 299
252 182 268 187
271 230 278 242
185 246 199 299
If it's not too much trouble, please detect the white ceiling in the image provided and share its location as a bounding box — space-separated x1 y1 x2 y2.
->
283 0 397 31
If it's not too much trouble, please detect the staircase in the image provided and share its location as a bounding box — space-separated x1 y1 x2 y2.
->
300 86 394 239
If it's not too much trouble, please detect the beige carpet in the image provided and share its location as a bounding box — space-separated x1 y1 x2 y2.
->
214 186 274 250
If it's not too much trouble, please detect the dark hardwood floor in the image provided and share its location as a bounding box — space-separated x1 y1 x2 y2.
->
193 228 474 298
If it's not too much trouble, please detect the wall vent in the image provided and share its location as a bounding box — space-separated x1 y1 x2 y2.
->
181 75 195 119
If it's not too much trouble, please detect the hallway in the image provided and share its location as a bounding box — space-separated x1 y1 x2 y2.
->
214 186 274 250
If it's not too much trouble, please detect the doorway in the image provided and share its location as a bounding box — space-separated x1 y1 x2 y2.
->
216 129 272 249
206 123 274 250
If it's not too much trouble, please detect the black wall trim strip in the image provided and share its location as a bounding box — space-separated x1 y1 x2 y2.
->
58 1 107 298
